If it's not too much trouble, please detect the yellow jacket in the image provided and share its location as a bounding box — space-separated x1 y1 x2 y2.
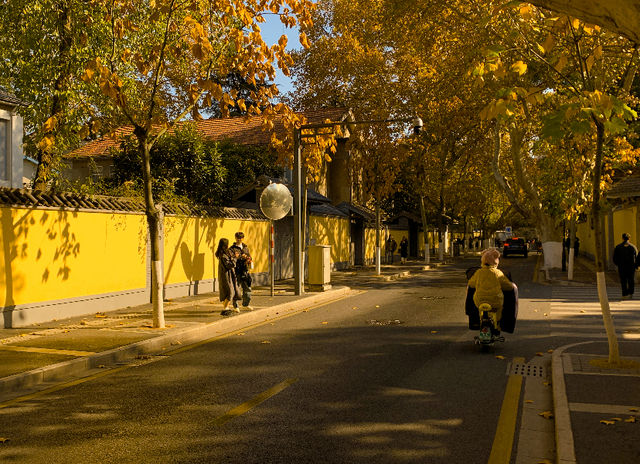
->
468 264 513 310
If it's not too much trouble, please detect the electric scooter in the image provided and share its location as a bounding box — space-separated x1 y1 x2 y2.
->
465 267 518 350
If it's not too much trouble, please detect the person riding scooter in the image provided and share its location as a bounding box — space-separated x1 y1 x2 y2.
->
467 248 514 335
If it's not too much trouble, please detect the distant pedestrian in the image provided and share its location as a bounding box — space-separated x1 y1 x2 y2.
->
612 233 638 300
574 237 580 257
215 238 241 315
230 231 252 310
399 236 409 264
385 236 397 264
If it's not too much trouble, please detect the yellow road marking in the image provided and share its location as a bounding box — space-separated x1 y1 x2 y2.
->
488 357 525 464
533 253 542 283
0 365 130 409
0 291 362 409
0 345 95 357
212 378 298 427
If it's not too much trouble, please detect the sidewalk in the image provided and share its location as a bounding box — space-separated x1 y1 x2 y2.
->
0 261 434 400
545 255 640 463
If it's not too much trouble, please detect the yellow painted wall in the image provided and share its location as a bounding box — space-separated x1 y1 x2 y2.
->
364 227 377 262
387 229 409 248
577 220 596 258
309 215 350 264
613 206 638 246
0 207 147 307
164 216 269 284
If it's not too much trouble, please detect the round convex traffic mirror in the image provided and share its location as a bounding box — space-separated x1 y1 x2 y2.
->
259 182 293 220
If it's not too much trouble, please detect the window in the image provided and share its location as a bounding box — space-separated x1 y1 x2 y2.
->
0 119 8 182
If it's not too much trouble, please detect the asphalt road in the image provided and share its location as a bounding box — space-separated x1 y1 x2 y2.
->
0 255 554 464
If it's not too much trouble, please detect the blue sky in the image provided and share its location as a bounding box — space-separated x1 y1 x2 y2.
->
259 13 300 96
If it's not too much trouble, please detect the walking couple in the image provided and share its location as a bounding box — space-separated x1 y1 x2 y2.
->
215 231 252 316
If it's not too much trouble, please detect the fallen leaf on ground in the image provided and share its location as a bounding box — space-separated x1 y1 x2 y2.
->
237 333 245 336
537 460 552 464
624 416 636 423
536 352 544 356
375 305 380 308
580 310 586 313
261 340 271 344
495 355 505 360
98 364 106 369
0 438 9 443
95 313 106 318
543 313 548 316
322 321 328 324
600 420 616 425
534 309 539 312
543 381 551 386
352 307 358 309
629 408 639 412
547 349 554 353
430 330 438 334
610 417 622 421
80 321 87 325
539 411 554 419
525 400 534 404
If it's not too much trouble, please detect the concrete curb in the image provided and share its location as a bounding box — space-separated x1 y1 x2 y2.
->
552 341 592 464
0 286 354 395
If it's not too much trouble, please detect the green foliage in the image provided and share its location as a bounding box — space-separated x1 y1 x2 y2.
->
94 124 282 206
108 124 227 206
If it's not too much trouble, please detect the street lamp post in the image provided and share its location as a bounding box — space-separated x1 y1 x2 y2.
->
292 116 423 295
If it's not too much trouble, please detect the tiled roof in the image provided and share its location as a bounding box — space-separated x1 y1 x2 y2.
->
336 202 375 221
0 90 25 106
66 107 351 159
606 175 640 199
309 203 348 217
0 187 267 219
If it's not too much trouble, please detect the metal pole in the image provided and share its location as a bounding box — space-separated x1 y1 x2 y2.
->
293 128 304 295
270 221 275 297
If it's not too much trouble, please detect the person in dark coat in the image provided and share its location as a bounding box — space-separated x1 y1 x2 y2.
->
399 236 409 264
612 233 638 300
215 238 241 315
230 231 252 310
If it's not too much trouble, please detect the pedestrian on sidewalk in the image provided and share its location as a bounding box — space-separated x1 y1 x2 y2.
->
399 236 409 264
230 231 252 310
612 233 638 299
215 238 241 315
385 236 397 264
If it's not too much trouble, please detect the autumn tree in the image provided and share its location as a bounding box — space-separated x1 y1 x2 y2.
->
0 0 108 189
478 3 640 364
78 0 315 327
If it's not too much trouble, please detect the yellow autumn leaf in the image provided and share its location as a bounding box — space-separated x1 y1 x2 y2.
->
37 135 55 152
375 305 380 308
511 61 527 76
352 306 358 310
624 416 637 423
430 330 438 334
629 408 639 412
547 349 554 353
0 438 9 443
299 32 311 49
600 420 616 425
536 352 544 356
539 411 554 419
321 321 328 324
525 400 534 404
42 116 57 132
495 355 505 360
537 460 552 464
261 340 271 344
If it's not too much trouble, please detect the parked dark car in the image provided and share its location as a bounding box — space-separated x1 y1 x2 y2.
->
503 237 528 258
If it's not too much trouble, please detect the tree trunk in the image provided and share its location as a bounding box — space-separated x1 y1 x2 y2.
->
568 217 576 280
33 0 72 190
592 122 620 364
375 202 381 275
419 196 430 264
137 129 165 328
